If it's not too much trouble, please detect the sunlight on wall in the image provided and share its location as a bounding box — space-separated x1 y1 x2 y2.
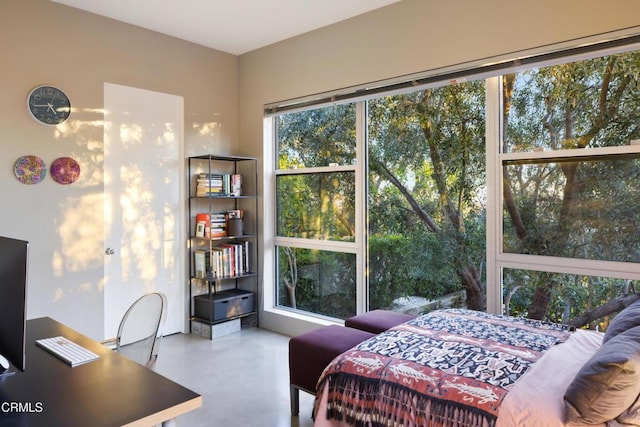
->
52 115 104 256
193 121 221 136
164 203 176 273
53 193 105 275
40 109 107 319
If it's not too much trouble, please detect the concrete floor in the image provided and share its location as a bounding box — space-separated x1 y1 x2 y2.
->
155 328 316 427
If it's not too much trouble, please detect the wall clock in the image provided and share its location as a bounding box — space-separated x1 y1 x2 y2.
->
27 85 71 125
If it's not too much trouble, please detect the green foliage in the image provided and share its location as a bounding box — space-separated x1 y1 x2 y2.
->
367 81 487 308
505 271 629 330
277 48 640 326
368 232 462 309
277 104 356 168
276 246 356 319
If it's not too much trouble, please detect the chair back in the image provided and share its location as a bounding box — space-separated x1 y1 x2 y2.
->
116 292 167 370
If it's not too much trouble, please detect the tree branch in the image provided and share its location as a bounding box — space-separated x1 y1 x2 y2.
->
568 292 640 328
369 158 439 232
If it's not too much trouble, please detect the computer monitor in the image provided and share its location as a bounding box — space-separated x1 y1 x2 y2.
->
0 236 29 374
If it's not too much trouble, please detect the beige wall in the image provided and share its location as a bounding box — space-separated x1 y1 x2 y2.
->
238 0 640 335
1 0 237 338
2 0 639 339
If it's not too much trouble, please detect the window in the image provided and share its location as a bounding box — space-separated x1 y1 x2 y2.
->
497 50 640 326
268 39 640 328
276 247 356 318
276 172 355 241
274 104 360 319
502 155 640 262
367 84 486 312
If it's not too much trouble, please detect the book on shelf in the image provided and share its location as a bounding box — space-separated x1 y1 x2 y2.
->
229 174 242 196
193 249 210 278
195 173 242 196
210 212 227 237
195 212 232 237
243 240 251 273
210 226 227 237
204 241 251 279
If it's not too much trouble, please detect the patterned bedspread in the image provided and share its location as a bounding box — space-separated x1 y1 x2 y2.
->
314 309 572 427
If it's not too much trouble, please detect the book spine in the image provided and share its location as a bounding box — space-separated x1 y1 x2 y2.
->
194 173 242 196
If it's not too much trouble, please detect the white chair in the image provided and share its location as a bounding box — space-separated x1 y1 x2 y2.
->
104 292 167 371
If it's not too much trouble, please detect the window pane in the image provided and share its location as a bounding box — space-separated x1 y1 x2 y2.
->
276 172 355 241
503 155 640 262
503 268 633 331
276 246 356 319
276 104 356 169
367 81 487 312
503 50 640 153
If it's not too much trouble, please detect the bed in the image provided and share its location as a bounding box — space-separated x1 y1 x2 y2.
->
313 307 640 427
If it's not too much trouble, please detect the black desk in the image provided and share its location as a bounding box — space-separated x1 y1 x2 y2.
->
0 317 201 426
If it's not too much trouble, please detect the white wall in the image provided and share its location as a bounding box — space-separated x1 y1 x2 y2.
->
0 0 238 339
238 0 640 336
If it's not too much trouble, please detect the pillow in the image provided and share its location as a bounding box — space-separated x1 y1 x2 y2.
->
616 393 640 426
604 299 640 343
564 325 640 425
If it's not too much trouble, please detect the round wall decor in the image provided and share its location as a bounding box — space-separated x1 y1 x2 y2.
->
50 157 80 185
14 155 47 184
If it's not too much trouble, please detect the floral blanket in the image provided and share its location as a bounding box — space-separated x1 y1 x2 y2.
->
314 309 572 427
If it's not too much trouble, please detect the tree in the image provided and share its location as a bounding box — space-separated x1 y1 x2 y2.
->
502 51 640 324
276 50 640 327
276 104 357 315
368 82 487 310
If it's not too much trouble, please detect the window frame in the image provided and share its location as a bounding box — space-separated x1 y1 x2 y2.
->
487 45 640 313
270 102 367 319
263 31 640 329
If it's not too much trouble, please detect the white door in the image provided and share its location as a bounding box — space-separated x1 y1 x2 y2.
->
103 83 184 338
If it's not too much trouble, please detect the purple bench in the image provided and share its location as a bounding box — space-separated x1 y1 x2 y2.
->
288 325 374 415
344 309 416 334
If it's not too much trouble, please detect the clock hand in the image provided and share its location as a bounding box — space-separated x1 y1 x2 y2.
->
47 103 57 114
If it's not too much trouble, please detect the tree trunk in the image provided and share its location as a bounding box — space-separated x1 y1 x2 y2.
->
372 156 485 311
285 282 297 309
460 264 484 311
527 280 553 320
283 246 298 309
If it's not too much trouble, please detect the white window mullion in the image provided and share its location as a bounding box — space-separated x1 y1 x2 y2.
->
485 76 502 315
355 101 367 314
263 116 277 313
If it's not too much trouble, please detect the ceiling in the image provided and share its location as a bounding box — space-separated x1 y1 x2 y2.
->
51 0 401 55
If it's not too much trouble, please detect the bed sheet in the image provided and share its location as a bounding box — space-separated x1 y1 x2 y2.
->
315 328 607 427
314 310 575 427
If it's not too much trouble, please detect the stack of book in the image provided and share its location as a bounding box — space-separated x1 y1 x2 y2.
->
193 241 251 279
194 213 227 237
210 213 227 237
196 173 242 196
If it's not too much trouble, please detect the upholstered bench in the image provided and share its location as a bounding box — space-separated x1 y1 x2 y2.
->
344 309 416 334
288 325 375 416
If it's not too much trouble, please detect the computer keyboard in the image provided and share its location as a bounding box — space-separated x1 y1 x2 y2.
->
36 336 100 367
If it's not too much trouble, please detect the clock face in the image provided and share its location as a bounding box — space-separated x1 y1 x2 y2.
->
27 85 71 125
